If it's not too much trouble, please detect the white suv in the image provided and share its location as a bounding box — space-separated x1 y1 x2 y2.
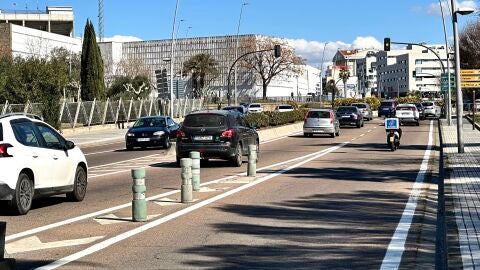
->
0 113 88 214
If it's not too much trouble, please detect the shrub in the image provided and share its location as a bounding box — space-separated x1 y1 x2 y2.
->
334 97 381 110
365 97 381 110
397 96 421 104
286 100 299 109
245 108 308 128
245 112 269 128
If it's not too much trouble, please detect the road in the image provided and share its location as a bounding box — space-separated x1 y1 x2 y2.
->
0 118 438 269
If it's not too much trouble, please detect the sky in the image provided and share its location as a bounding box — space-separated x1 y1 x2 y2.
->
1 0 479 67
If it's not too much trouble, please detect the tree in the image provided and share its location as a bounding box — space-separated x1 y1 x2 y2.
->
80 20 106 101
240 36 304 100
339 68 350 98
460 21 480 69
107 75 151 99
182 53 219 98
326 79 339 109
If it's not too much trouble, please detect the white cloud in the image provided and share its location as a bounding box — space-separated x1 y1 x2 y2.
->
426 1 477 16
352 36 383 50
102 35 143 42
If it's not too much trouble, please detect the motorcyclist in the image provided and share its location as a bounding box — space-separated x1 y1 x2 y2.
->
385 117 402 148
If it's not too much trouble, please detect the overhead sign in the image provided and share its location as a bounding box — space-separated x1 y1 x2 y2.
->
461 82 480 88
460 69 480 75
461 76 480 82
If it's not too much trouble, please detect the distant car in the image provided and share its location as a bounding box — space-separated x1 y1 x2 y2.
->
274 104 294 112
378 100 398 117
421 101 441 118
396 104 420 126
125 116 179 150
222 106 247 114
336 106 364 128
351 103 373 120
0 113 88 215
176 110 259 167
303 109 340 138
239 102 250 108
412 102 425 120
246 103 263 113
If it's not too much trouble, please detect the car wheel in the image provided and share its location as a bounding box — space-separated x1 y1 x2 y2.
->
303 133 308 137
361 120 364 127
335 129 340 136
330 133 335 138
176 156 181 168
126 145 133 151
231 143 243 167
416 121 420 126
9 173 34 215
66 166 87 202
356 121 361 128
163 136 171 149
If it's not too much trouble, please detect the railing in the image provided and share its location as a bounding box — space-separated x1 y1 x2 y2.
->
0 98 204 129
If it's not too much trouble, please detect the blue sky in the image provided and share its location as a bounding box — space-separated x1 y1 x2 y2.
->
1 0 478 65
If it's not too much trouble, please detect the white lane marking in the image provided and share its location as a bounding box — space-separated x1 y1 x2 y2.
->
374 126 377 129
152 198 180 206
88 154 161 169
94 214 161 225
260 132 302 144
380 120 433 269
6 236 104 255
6 145 336 242
360 134 365 137
367 130 372 133
84 149 123 156
36 142 349 270
351 138 356 141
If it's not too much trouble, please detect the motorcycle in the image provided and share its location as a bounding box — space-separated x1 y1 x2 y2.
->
386 129 401 151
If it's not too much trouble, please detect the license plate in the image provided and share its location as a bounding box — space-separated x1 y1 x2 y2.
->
313 129 324 133
194 135 213 141
342 115 350 118
389 137 395 142
402 112 409 115
137 138 150 142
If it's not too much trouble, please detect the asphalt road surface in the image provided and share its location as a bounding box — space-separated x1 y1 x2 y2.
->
0 118 438 269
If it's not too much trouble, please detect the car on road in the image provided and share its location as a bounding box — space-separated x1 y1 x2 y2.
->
395 104 420 126
412 102 425 120
0 113 88 215
274 104 294 112
336 106 364 128
246 103 263 113
176 110 259 167
303 109 340 138
421 101 441 118
351 102 373 120
222 106 247 114
378 100 398 117
125 116 179 150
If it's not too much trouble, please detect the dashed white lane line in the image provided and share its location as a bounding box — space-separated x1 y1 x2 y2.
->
367 130 372 133
360 134 365 137
351 138 356 141
36 142 349 270
380 120 433 269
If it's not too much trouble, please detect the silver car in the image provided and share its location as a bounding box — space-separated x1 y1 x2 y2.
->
351 103 373 120
303 109 340 138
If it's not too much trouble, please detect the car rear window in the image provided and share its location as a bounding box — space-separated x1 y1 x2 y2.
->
279 105 292 109
352 104 367 108
380 102 394 107
133 118 166 128
397 107 414 111
422 102 434 106
250 104 261 108
0 123 2 141
184 114 227 127
337 107 357 113
307 111 330 118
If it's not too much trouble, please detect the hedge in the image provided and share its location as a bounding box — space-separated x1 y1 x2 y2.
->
334 97 381 110
245 108 308 128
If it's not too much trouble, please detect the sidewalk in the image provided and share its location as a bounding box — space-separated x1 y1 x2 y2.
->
441 117 480 269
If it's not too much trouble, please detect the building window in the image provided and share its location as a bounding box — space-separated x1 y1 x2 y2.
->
415 59 423 64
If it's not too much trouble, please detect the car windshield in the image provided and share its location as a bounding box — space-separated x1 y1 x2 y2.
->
184 114 227 127
352 104 367 108
307 111 330 118
250 104 261 108
279 106 292 109
422 102 434 106
397 107 414 111
337 107 357 113
380 102 394 107
133 118 166 128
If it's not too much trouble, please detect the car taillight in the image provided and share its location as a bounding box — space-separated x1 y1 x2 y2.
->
176 130 185 139
0 143 13 157
221 129 235 138
330 112 334 124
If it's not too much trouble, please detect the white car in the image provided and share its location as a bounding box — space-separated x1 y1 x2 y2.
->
421 101 441 118
395 104 420 126
0 113 88 214
274 104 294 112
247 103 263 113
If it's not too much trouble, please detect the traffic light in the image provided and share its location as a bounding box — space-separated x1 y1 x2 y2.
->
384 38 391 51
274 45 281 58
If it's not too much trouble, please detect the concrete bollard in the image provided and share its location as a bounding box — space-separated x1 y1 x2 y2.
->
131 168 147 222
248 145 257 177
190 151 201 191
181 158 193 203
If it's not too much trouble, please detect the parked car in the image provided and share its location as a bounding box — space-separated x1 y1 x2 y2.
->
176 110 259 167
351 102 373 120
378 100 399 117
412 102 426 120
246 103 263 113
274 104 294 112
0 113 88 215
421 101 441 118
395 104 420 126
125 116 179 150
303 109 340 138
222 106 247 114
336 106 364 128
239 102 250 108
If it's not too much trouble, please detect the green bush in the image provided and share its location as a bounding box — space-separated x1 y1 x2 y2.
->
334 97 381 110
245 109 307 128
286 100 299 109
245 112 269 128
397 96 421 104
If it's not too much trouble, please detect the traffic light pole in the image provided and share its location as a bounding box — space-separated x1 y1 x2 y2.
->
390 41 445 73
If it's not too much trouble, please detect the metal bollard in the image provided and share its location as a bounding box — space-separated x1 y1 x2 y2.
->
131 168 147 222
0 221 5 260
181 158 193 203
190 151 201 191
248 145 257 177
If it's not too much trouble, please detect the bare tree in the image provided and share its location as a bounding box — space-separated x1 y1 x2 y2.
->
460 21 480 69
240 36 304 99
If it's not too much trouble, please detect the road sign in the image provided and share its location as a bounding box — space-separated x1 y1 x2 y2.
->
461 82 480 88
460 69 480 75
441 73 456 91
461 75 480 82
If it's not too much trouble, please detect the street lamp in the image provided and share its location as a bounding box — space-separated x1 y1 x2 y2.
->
234 2 249 106
451 0 475 153
439 0 452 126
169 0 180 118
319 42 329 98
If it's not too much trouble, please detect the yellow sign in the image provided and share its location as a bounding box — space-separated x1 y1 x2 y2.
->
461 75 480 82
460 69 480 75
461 82 480 88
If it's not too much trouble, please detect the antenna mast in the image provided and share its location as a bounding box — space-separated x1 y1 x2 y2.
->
98 0 104 42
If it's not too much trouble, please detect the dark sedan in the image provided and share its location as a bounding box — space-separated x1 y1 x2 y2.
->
125 116 179 150
336 106 364 128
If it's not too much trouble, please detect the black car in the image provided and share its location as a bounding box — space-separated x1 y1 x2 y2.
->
176 110 259 167
378 100 398 117
125 116 179 150
222 106 247 114
336 106 364 128
412 102 425 120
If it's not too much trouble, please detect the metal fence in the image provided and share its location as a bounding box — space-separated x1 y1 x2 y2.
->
0 98 204 129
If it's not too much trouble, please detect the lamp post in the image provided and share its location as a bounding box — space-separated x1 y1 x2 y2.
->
319 42 329 98
451 0 475 153
439 0 453 126
169 0 180 118
234 2 248 106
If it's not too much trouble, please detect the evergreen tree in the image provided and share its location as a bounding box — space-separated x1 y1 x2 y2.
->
80 20 106 101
